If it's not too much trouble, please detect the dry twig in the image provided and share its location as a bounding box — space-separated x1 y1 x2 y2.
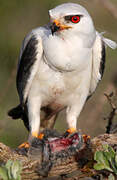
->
104 92 117 134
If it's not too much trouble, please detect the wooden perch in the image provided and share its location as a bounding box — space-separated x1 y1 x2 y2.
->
0 130 117 180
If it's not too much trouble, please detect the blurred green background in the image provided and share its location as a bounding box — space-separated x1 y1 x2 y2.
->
0 0 117 147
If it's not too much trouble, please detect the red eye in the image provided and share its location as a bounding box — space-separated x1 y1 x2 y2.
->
71 16 80 23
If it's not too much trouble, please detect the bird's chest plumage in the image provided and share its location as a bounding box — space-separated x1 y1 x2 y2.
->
31 33 92 107
42 34 91 72
35 58 91 107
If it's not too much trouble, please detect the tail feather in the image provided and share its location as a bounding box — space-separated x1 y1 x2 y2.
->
8 104 29 131
8 104 23 119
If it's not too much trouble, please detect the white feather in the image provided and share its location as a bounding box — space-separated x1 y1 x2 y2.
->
102 37 117 49
97 32 117 49
89 32 102 96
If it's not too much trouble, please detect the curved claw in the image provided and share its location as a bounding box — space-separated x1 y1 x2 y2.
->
32 132 44 139
38 133 44 139
67 128 76 134
82 134 90 143
64 128 77 137
18 132 45 148
18 142 30 149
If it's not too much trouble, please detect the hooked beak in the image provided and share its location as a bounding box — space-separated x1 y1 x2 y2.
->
50 19 72 35
51 20 60 35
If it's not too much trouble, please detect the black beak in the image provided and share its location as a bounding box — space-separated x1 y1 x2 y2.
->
50 23 60 35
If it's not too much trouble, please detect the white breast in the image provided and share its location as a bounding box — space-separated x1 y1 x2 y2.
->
42 34 92 72
33 54 92 107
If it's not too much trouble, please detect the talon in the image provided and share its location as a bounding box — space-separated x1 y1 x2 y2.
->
64 128 77 137
38 133 44 139
82 134 90 143
32 131 39 138
18 142 30 149
67 127 76 134
32 131 44 139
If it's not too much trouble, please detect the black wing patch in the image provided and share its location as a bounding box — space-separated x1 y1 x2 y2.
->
16 36 38 105
99 42 106 78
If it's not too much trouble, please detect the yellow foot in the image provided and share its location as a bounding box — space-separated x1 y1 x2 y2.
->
32 131 39 138
66 128 77 134
32 131 44 139
18 132 45 148
38 133 44 139
82 134 90 143
18 142 30 149
64 128 77 137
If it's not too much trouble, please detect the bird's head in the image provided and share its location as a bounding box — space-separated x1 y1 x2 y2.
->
49 3 96 46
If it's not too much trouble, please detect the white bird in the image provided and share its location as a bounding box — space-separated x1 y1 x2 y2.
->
8 3 117 147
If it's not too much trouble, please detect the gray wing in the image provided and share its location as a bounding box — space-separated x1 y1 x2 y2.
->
16 33 43 105
89 33 106 97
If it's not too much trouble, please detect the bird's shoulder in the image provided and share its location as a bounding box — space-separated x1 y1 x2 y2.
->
31 24 51 38
16 25 49 104
21 24 50 54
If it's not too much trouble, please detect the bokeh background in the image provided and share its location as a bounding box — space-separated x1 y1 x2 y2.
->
0 0 117 147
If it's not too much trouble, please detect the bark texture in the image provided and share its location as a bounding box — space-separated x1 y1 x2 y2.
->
0 133 117 180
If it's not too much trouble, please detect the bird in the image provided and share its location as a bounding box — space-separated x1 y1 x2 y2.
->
8 3 117 148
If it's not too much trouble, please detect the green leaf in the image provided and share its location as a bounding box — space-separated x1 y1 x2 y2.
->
103 151 116 173
103 151 112 162
103 148 117 175
102 144 109 151
110 160 117 175
108 146 116 159
94 145 117 176
94 151 113 172
0 160 22 180
108 174 115 180
11 160 22 180
5 160 12 169
5 160 13 179
94 163 105 170
0 167 8 180
114 154 117 169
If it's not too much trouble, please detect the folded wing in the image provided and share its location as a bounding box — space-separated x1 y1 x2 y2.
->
16 34 43 105
89 32 117 96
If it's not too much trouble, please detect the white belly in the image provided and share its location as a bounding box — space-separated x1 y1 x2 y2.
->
30 58 92 107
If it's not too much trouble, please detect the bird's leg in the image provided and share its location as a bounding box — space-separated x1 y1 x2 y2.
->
28 96 45 140
65 106 78 135
19 96 42 148
66 88 90 134
65 97 87 137
65 97 90 141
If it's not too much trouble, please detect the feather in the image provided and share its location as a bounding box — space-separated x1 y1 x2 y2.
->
16 35 43 104
102 37 117 49
98 32 117 49
89 32 106 96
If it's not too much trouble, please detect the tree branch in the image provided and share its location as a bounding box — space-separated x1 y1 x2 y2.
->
0 130 117 180
104 92 117 134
